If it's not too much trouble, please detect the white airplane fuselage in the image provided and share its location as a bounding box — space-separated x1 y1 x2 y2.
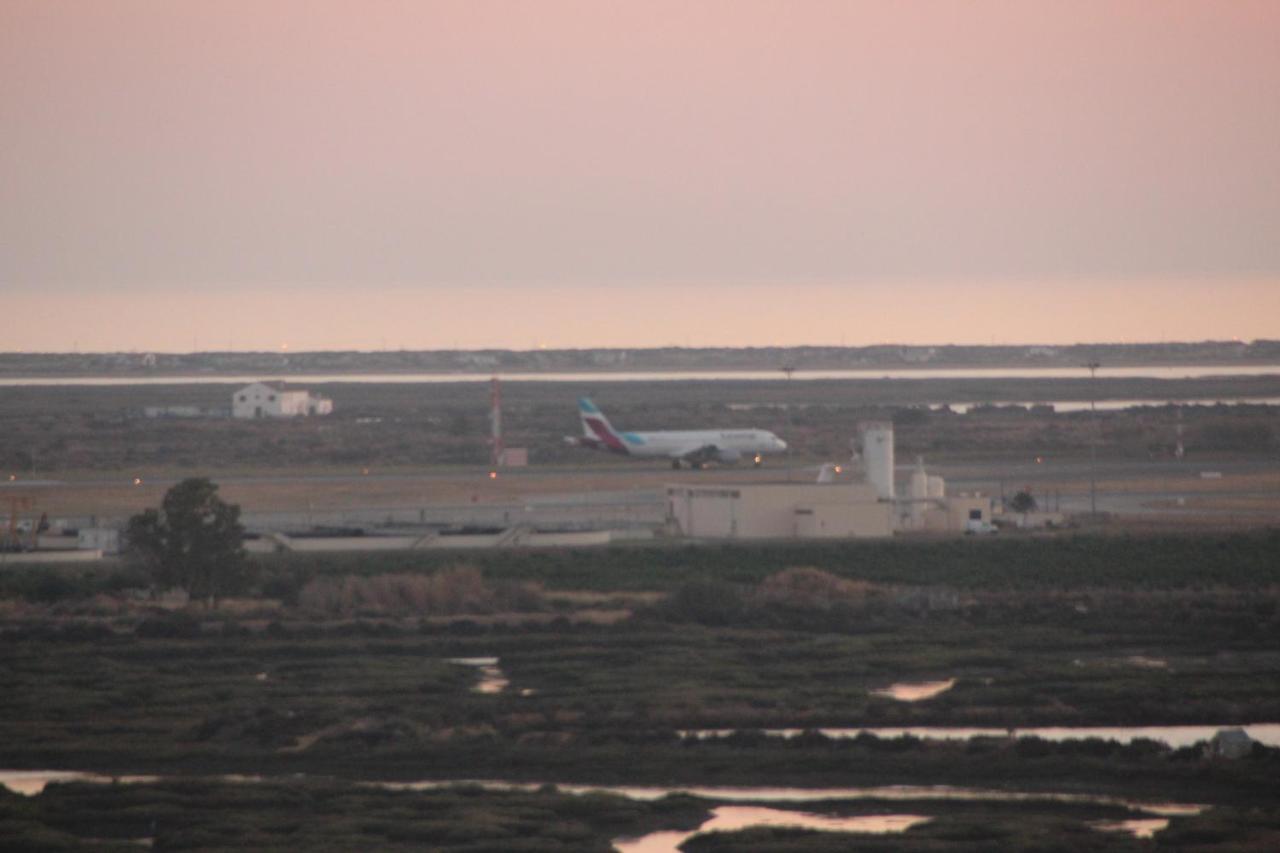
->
568 398 787 467
606 429 782 459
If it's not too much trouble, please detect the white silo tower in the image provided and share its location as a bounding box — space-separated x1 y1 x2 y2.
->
909 456 929 527
927 475 946 499
909 456 929 501
859 421 895 500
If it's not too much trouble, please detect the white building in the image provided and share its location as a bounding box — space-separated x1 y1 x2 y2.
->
232 382 333 419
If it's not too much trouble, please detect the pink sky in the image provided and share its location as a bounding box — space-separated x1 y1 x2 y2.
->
2 1 1278 350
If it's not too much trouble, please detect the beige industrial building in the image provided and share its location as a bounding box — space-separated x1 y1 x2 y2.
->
667 481 893 540
910 493 995 533
898 457 995 533
665 423 996 541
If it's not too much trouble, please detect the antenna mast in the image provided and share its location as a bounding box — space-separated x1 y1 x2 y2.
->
489 376 504 470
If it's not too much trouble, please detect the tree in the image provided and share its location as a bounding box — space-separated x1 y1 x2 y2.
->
1009 490 1038 515
126 478 250 606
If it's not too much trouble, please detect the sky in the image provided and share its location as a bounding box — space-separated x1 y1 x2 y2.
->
2 1 1278 351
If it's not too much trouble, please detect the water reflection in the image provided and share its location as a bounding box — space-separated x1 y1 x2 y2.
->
684 723 1280 750
375 780 1204 817
613 806 929 853
447 657 509 695
1094 818 1170 839
871 679 956 701
0 770 1205 822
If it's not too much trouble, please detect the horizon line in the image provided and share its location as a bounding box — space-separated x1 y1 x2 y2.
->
2 338 1277 358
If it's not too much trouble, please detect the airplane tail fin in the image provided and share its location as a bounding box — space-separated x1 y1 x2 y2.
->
578 397 628 453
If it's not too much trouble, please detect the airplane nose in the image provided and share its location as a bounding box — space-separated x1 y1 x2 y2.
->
776 438 788 450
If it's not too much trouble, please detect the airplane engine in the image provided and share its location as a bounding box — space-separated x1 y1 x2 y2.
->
714 448 742 464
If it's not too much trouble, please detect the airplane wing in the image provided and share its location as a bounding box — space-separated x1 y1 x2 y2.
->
672 444 725 464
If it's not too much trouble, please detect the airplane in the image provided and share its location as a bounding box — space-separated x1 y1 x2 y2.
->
565 397 787 469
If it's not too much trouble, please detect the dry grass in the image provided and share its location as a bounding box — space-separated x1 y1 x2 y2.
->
297 566 544 617
751 567 879 609
543 589 665 607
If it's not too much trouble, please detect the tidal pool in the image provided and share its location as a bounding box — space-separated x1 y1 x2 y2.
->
446 656 509 694
613 806 929 852
870 679 956 701
0 771 158 796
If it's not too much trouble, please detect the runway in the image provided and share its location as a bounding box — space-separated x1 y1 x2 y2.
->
14 453 1279 532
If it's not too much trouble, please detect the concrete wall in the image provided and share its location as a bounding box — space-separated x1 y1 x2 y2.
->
1005 510 1068 529
143 405 208 418
243 528 616 554
77 528 120 553
795 502 894 538
0 550 104 565
516 530 612 547
920 495 995 532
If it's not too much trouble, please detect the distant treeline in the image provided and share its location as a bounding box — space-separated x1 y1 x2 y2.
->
3 339 1280 376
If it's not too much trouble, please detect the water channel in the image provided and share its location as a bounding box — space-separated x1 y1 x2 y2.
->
0 771 1208 818
683 723 1280 750
0 769 1211 850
